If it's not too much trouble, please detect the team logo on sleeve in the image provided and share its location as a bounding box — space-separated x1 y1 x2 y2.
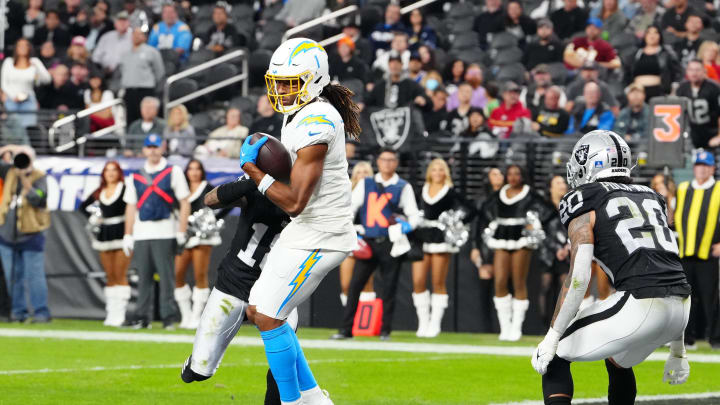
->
574 144 590 165
370 106 411 150
296 114 335 129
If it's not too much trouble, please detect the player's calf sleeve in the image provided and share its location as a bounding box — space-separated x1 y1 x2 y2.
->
288 326 318 392
605 359 636 405
261 323 301 403
189 289 247 377
542 356 573 405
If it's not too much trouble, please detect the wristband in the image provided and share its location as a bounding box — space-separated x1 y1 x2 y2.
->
258 174 276 195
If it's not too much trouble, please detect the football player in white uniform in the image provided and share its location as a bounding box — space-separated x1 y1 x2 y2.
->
238 38 360 405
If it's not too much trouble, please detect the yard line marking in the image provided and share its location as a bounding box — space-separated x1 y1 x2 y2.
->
490 391 720 404
2 329 720 364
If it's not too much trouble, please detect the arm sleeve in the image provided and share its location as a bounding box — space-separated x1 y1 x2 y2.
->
216 177 257 205
552 243 593 334
25 176 48 208
399 183 421 228
1 60 13 98
31 58 51 85
79 192 97 217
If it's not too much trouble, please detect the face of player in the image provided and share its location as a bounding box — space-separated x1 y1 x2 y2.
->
103 163 121 185
275 79 301 107
143 145 163 164
549 176 567 199
506 166 523 188
693 164 715 184
488 168 505 190
377 151 398 177
186 161 203 183
429 163 446 185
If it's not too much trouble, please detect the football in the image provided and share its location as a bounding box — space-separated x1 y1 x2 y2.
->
250 132 292 183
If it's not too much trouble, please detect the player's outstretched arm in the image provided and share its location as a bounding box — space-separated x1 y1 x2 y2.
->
204 177 258 209
532 211 595 375
244 144 327 217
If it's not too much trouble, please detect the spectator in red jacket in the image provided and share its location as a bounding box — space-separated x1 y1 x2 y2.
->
563 18 621 71
489 82 531 138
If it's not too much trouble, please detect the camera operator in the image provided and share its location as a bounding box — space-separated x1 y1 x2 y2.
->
0 145 51 323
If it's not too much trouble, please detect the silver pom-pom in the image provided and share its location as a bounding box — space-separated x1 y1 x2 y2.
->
438 209 469 248
188 207 225 240
85 204 102 237
522 210 546 249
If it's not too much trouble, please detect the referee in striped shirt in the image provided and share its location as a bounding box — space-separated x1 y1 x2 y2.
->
675 150 720 349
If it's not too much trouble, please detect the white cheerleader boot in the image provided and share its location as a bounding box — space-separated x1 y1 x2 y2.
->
493 295 513 341
426 293 449 338
190 287 211 329
507 298 529 342
339 293 347 307
174 285 193 329
103 286 113 326
107 285 131 327
412 290 431 337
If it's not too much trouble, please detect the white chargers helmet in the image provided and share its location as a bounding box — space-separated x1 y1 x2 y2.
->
265 37 330 115
567 130 633 188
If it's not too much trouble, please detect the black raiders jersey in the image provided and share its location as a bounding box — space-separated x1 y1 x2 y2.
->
559 182 690 298
676 79 720 148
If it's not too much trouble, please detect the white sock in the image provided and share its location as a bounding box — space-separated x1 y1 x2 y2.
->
339 293 347 307
301 385 324 404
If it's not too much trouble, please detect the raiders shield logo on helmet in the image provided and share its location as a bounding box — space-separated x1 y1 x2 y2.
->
370 107 411 150
574 144 590 165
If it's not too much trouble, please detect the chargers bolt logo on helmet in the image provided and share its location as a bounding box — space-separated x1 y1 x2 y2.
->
567 130 633 188
265 38 330 115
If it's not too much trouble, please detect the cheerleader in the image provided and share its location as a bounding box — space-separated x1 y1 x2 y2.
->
339 161 376 307
174 159 226 329
479 164 554 341
412 158 475 337
79 161 130 327
538 176 570 325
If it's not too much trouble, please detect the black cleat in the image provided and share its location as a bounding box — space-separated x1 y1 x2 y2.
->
181 356 211 383
123 319 151 329
330 332 352 340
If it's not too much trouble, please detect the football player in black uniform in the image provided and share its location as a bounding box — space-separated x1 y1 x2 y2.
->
676 59 720 149
532 130 692 405
180 175 290 405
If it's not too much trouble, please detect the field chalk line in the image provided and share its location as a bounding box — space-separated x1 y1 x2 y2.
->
490 391 720 405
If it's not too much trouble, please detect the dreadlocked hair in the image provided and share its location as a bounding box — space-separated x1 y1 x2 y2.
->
320 83 361 140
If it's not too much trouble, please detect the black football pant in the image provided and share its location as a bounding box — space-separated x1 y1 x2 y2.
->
340 237 402 336
682 257 720 345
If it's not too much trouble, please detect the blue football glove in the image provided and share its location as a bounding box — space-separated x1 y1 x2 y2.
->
397 219 412 234
240 135 268 168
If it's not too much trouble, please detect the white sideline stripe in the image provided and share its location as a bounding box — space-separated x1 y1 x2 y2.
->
2 329 720 364
490 392 720 405
0 356 461 375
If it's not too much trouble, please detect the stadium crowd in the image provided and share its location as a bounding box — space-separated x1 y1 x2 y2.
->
0 0 718 347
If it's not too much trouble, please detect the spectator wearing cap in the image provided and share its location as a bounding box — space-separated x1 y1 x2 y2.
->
629 0 665 38
550 0 589 40
65 36 90 66
564 18 621 71
202 2 245 55
488 82 531 138
195 108 249 159
674 14 704 68
82 5 114 51
564 61 620 114
591 0 628 40
473 0 505 49
566 81 615 134
624 24 682 100
329 36 369 83
365 54 431 111
373 32 411 76
92 11 133 76
520 64 567 115
408 53 426 83
342 23 374 67
661 0 703 38
148 3 193 64
423 87 449 133
531 85 570 137
37 64 84 110
370 3 409 53
126 97 166 156
614 84 651 141
122 133 190 329
120 27 165 126
32 10 71 49
407 9 437 52
503 0 537 49
446 64 487 111
522 19 564 71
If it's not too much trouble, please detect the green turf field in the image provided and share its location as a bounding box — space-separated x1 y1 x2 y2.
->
1 320 719 405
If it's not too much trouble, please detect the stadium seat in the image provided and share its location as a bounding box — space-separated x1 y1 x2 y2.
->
206 64 240 101
453 48 486 65
259 20 286 50
447 2 476 20
194 4 214 21
160 49 180 71
448 17 474 35
230 4 254 21
546 62 568 85
490 31 518 50
187 48 215 68
610 32 638 51
494 62 527 84
249 49 273 88
230 95 256 116
495 47 523 66
169 78 199 105
342 79 365 102
450 32 479 51
359 5 383 37
189 111 214 135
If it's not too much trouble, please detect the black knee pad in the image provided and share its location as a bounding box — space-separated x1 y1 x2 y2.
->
542 356 574 404
605 359 636 405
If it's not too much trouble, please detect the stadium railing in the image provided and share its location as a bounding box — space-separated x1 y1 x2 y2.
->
281 5 359 43
49 98 126 156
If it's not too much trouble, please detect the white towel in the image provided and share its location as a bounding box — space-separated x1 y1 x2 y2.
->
388 223 411 257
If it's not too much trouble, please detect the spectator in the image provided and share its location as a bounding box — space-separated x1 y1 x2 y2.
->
488 81 531 138
698 41 720 81
202 2 245 55
82 6 114 51
342 22 374 67
484 82 501 117
593 0 629 40
70 62 89 92
565 62 620 113
624 25 682 99
551 0 589 40
23 0 46 42
674 14 703 68
92 11 133 76
32 10 71 49
2 38 51 129
249 96 282 139
423 87 449 133
651 172 676 221
38 41 61 69
58 0 82 26
407 9 437 51
418 44 437 72
370 3 407 52
364 54 431 110
332 148 421 340
124 0 150 31
563 18 621 71
521 64 567 115
164 104 196 157
122 134 190 329
65 36 90 65
661 0 702 38
125 96 166 156
504 0 537 48
674 151 720 349
446 64 487 111
408 53 426 83
446 82 474 136
373 32 411 75
36 64 83 110
531 85 570 137
274 0 324 27
456 109 498 158
442 59 466 94
473 0 505 49
148 3 193 64
420 70 443 93
195 108 249 159
567 81 616 133
676 60 720 148
329 36 369 83
84 72 115 132
614 84 651 140
0 145 51 323
629 0 665 38
120 27 165 126
522 18 564 71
